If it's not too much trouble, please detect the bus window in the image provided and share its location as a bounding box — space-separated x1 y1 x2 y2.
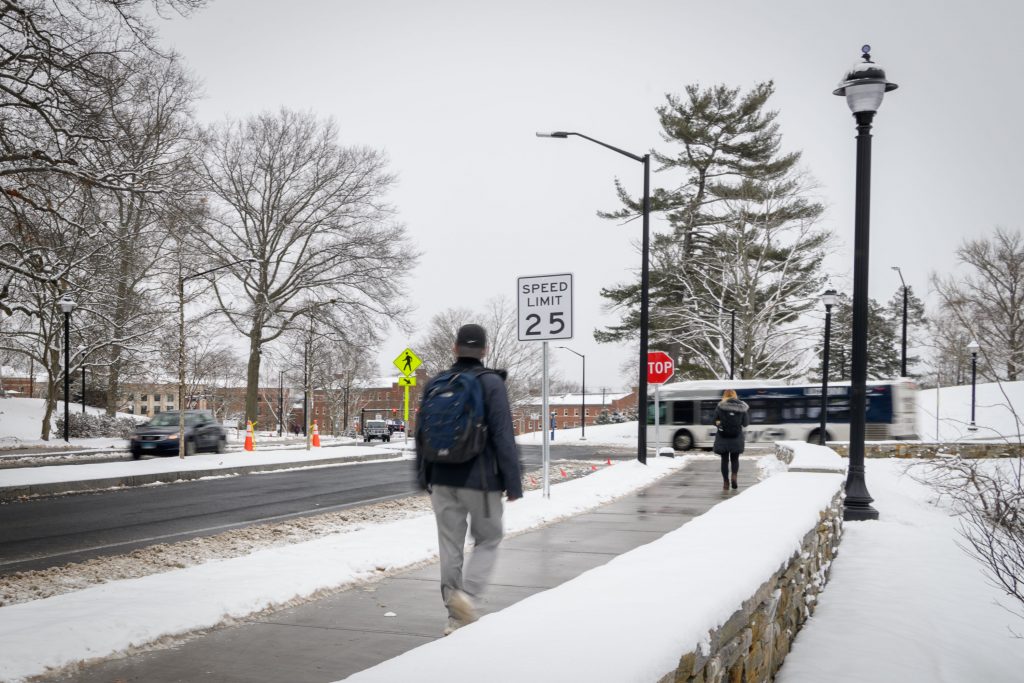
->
672 401 694 425
700 400 717 425
782 398 807 422
747 399 781 425
646 401 667 425
827 397 851 420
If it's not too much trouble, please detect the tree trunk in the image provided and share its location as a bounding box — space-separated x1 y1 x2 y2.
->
244 323 263 427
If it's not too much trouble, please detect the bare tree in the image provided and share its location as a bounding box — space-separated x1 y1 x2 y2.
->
416 296 543 407
932 227 1024 381
0 0 204 313
200 109 414 425
909 454 1024 622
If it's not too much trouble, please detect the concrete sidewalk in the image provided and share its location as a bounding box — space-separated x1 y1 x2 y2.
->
51 458 756 683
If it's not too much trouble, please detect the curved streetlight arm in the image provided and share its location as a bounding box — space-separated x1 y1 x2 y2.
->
536 131 644 162
890 265 906 289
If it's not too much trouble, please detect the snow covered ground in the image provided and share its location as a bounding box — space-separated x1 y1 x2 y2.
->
917 380 1024 442
0 455 688 682
515 418 638 447
2 388 1023 681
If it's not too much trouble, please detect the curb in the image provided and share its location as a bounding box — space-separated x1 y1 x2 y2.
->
0 450 406 502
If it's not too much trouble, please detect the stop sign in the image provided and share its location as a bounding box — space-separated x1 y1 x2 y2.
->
647 351 675 385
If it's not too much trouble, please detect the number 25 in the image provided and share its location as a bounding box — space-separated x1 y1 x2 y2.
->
525 312 565 335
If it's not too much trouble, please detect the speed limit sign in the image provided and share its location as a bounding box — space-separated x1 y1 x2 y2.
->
517 273 573 341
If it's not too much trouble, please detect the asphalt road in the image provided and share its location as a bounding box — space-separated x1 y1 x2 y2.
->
0 443 633 575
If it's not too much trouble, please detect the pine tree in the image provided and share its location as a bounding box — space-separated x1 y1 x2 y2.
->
885 285 927 378
596 82 829 380
811 293 901 381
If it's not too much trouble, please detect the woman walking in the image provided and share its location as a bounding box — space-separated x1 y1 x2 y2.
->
713 389 749 490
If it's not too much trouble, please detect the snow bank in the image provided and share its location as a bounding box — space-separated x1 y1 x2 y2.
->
777 458 1024 682
0 457 686 682
343 469 843 683
917 381 1024 441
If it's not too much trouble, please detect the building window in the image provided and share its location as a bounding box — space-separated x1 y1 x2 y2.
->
166 394 174 402
153 406 161 414
573 408 579 416
563 408 568 417
585 408 590 417
141 405 149 414
140 394 148 402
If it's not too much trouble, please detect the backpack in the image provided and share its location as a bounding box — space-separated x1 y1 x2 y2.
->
418 368 490 464
718 406 745 438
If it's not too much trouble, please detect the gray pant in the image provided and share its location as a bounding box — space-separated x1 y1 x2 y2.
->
430 485 504 616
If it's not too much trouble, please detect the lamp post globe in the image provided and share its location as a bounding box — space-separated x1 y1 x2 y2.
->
834 46 897 522
58 294 76 442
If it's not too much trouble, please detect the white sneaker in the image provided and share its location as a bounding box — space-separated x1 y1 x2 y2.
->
442 617 461 636
446 589 478 624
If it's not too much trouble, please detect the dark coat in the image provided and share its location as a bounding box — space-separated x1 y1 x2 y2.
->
415 357 524 498
713 398 750 455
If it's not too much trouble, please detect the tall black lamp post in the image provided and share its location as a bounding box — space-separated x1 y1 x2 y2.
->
537 131 651 464
58 294 75 442
891 266 908 376
819 289 838 445
967 339 979 431
557 346 586 439
77 345 87 414
834 45 897 521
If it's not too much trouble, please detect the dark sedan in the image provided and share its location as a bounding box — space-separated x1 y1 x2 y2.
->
130 410 227 459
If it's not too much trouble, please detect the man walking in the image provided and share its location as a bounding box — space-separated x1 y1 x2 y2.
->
415 323 523 635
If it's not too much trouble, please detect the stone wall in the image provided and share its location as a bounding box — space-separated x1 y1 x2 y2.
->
828 441 1023 459
660 487 844 683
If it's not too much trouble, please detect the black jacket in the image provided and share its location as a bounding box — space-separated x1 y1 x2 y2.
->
415 358 523 498
713 398 750 455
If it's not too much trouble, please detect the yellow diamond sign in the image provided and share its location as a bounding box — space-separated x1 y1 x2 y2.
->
393 348 421 376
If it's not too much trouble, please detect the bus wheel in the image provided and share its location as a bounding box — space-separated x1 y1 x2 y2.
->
672 430 694 451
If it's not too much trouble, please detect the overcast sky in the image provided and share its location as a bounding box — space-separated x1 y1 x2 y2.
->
155 0 1023 391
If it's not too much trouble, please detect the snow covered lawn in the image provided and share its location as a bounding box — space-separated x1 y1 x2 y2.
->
777 457 1024 682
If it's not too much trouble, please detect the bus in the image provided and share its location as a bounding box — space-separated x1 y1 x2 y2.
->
647 378 919 451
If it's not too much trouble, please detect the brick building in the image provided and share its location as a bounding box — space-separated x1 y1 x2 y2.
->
513 389 637 434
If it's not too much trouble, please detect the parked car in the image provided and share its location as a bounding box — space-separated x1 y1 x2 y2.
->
363 419 391 443
130 410 227 459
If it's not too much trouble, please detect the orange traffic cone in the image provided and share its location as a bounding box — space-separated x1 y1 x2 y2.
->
312 421 321 447
244 421 255 452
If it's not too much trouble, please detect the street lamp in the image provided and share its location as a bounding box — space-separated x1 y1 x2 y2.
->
834 44 897 521
58 294 75 442
77 345 86 414
178 258 257 458
557 346 586 439
819 290 838 445
891 266 908 377
967 339 979 431
538 130 651 463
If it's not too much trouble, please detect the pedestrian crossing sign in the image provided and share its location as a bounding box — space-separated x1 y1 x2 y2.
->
393 348 421 376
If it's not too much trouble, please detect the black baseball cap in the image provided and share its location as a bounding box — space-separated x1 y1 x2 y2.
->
455 323 487 349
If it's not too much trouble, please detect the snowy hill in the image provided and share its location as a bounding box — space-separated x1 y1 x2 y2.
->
917 381 1024 441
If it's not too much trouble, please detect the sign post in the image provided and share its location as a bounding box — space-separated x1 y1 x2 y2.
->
393 348 421 449
647 351 675 455
518 273 573 498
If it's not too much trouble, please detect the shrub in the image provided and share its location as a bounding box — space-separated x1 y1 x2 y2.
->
56 413 138 439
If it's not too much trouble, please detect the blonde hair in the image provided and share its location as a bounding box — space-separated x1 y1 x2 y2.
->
722 389 738 400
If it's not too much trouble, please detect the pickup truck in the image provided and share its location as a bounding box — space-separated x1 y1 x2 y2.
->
363 419 391 442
